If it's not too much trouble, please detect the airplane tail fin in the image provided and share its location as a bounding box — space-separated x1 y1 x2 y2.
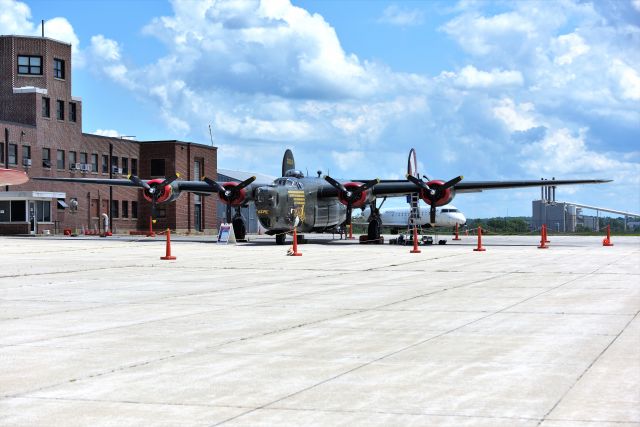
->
282 149 295 177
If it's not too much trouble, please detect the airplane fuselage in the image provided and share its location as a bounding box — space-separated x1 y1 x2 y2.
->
254 175 347 234
357 205 466 228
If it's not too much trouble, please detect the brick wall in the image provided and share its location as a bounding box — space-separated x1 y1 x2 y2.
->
1 35 218 235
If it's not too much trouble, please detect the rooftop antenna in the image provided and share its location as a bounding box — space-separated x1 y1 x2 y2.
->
208 124 214 146
41 20 45 38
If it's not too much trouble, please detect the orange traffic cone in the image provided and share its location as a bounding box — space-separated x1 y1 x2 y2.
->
160 228 176 260
453 223 461 240
538 225 548 249
473 226 486 251
290 228 302 256
410 225 421 254
603 224 614 246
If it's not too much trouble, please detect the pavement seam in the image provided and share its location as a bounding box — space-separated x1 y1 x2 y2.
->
536 314 640 425
210 271 595 425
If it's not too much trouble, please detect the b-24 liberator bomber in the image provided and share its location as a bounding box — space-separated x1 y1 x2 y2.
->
34 149 610 244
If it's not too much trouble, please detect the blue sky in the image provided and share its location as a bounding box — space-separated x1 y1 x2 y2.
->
2 0 639 218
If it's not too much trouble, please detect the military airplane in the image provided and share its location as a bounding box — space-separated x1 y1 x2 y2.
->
34 149 610 244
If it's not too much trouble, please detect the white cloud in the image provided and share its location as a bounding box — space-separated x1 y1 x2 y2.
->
0 0 83 65
84 0 639 215
0 0 34 34
632 0 640 12
492 98 538 132
552 33 590 65
441 10 538 56
89 35 121 61
611 59 640 101
520 127 640 184
378 5 424 27
441 65 524 89
331 150 365 172
93 129 121 137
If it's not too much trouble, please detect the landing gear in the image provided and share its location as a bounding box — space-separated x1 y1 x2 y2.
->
367 217 382 243
275 233 286 245
232 208 246 241
366 199 383 244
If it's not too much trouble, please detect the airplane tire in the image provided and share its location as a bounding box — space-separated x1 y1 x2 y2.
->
232 217 246 240
367 218 381 241
275 233 286 245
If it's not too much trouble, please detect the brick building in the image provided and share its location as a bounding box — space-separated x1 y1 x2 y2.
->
1 34 217 235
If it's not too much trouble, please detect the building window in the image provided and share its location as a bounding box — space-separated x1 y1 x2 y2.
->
42 97 50 118
91 154 98 172
69 102 77 122
42 148 51 168
56 100 64 120
54 58 65 79
131 159 138 176
8 144 17 165
11 200 26 222
36 201 51 222
80 152 88 165
110 200 119 219
69 151 77 169
131 201 138 219
0 200 9 222
17 55 42 75
111 156 119 174
122 158 128 175
150 159 165 177
102 155 108 173
0 143 4 163
122 201 129 218
57 150 65 170
22 145 31 167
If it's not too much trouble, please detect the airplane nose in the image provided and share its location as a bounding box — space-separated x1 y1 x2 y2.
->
255 187 276 208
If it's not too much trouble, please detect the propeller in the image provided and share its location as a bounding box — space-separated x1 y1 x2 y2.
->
128 173 180 218
203 175 256 223
406 174 463 224
324 176 379 226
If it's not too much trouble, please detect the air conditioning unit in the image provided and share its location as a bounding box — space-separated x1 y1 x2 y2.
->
22 158 32 167
112 166 123 174
42 159 51 168
80 164 90 172
70 162 82 170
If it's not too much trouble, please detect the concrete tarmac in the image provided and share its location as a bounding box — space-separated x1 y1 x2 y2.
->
0 234 638 426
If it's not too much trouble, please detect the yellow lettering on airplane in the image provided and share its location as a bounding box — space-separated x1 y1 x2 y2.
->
257 209 270 215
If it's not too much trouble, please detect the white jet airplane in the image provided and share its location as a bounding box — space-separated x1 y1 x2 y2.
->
356 204 466 231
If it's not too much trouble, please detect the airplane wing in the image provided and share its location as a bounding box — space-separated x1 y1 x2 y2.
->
31 176 269 197
317 178 611 198
32 176 142 188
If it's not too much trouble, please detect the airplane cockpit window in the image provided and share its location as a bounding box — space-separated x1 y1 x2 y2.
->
284 169 304 179
274 178 303 188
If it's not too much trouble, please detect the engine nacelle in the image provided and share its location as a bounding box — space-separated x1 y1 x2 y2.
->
420 180 456 206
142 178 178 204
338 182 372 208
219 182 247 206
